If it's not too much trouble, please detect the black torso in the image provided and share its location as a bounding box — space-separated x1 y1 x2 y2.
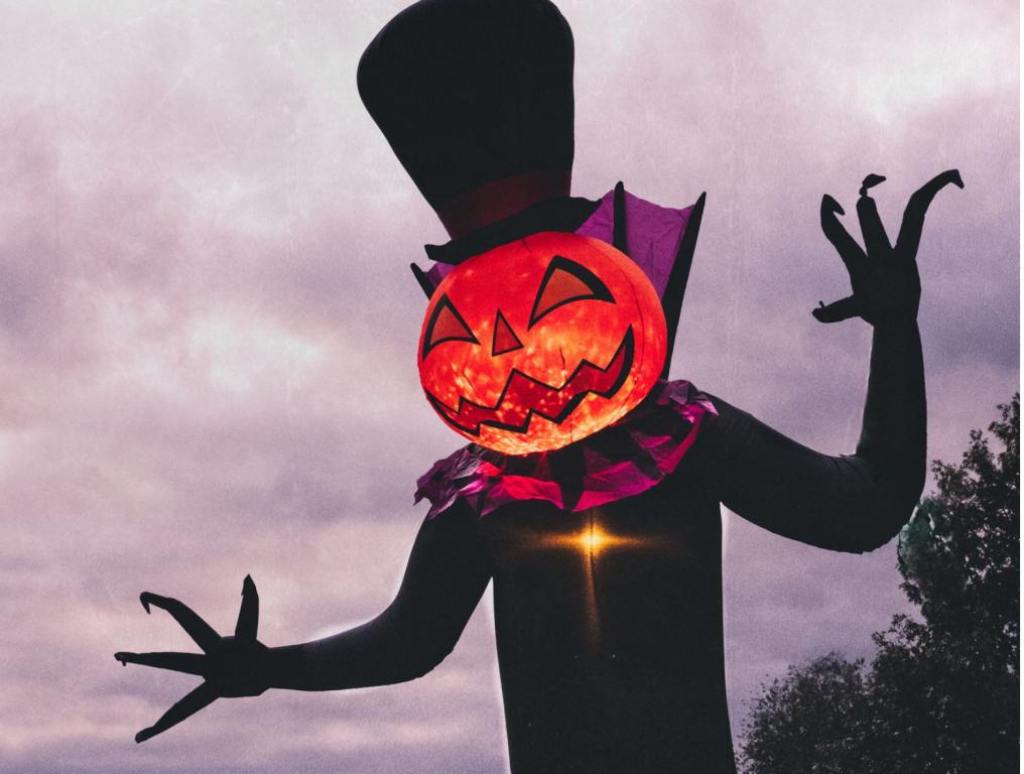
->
476 451 736 774
271 320 925 774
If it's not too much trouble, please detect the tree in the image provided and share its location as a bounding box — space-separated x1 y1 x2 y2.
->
739 653 870 774
739 396 1019 774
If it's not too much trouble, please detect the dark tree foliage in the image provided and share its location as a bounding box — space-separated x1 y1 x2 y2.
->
739 396 1019 774
739 653 870 774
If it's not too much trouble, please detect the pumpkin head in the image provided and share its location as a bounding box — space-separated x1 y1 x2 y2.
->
418 231 667 455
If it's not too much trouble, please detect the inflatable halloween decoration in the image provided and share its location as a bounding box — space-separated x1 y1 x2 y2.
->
115 1 963 772
418 231 667 454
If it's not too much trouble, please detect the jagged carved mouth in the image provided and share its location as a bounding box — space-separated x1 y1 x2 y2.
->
427 327 635 437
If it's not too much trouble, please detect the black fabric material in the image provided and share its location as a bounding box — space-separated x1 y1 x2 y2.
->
265 319 926 773
357 0 575 209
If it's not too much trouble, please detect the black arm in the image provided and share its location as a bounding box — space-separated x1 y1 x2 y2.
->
696 171 959 553
116 502 491 740
265 502 492 690
700 320 925 553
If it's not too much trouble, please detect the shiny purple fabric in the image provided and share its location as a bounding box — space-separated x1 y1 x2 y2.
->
415 380 717 519
574 188 695 298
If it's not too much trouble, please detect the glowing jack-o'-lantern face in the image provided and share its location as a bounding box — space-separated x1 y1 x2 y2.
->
418 231 667 455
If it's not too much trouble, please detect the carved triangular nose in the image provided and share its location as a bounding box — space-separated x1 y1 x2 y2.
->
492 311 524 356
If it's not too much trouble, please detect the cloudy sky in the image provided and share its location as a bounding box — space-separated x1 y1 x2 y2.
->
0 1 1017 772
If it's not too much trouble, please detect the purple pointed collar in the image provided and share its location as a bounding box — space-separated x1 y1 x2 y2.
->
424 187 697 299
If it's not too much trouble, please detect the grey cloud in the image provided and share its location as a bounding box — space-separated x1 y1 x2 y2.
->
1 1 1016 771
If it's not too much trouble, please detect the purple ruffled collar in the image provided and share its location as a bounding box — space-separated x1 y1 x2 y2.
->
415 380 716 519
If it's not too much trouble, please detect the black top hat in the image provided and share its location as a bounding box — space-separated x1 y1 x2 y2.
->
358 0 575 236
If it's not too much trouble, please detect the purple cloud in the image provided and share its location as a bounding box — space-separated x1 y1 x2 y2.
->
0 1 1016 771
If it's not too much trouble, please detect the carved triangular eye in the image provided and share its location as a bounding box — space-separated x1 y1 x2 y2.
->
529 255 614 328
492 311 524 356
423 295 479 358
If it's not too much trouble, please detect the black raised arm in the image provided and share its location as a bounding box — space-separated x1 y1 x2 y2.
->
697 171 962 553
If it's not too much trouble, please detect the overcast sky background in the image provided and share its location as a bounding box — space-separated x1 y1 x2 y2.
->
0 1 1017 772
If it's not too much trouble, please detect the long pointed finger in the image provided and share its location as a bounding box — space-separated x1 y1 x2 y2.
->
135 683 217 743
235 575 259 641
856 174 892 257
821 195 867 274
896 169 964 259
114 651 207 676
812 295 861 323
140 592 220 653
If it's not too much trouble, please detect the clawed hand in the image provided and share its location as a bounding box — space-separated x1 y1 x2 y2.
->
815 169 963 325
114 576 268 743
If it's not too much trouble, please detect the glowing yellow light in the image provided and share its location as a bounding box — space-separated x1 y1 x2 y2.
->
543 523 641 557
580 528 607 553
579 524 630 556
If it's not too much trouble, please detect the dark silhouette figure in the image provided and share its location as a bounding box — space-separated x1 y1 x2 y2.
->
115 2 964 771
115 168 961 770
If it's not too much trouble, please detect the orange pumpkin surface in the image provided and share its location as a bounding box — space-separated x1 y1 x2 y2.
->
418 231 668 455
